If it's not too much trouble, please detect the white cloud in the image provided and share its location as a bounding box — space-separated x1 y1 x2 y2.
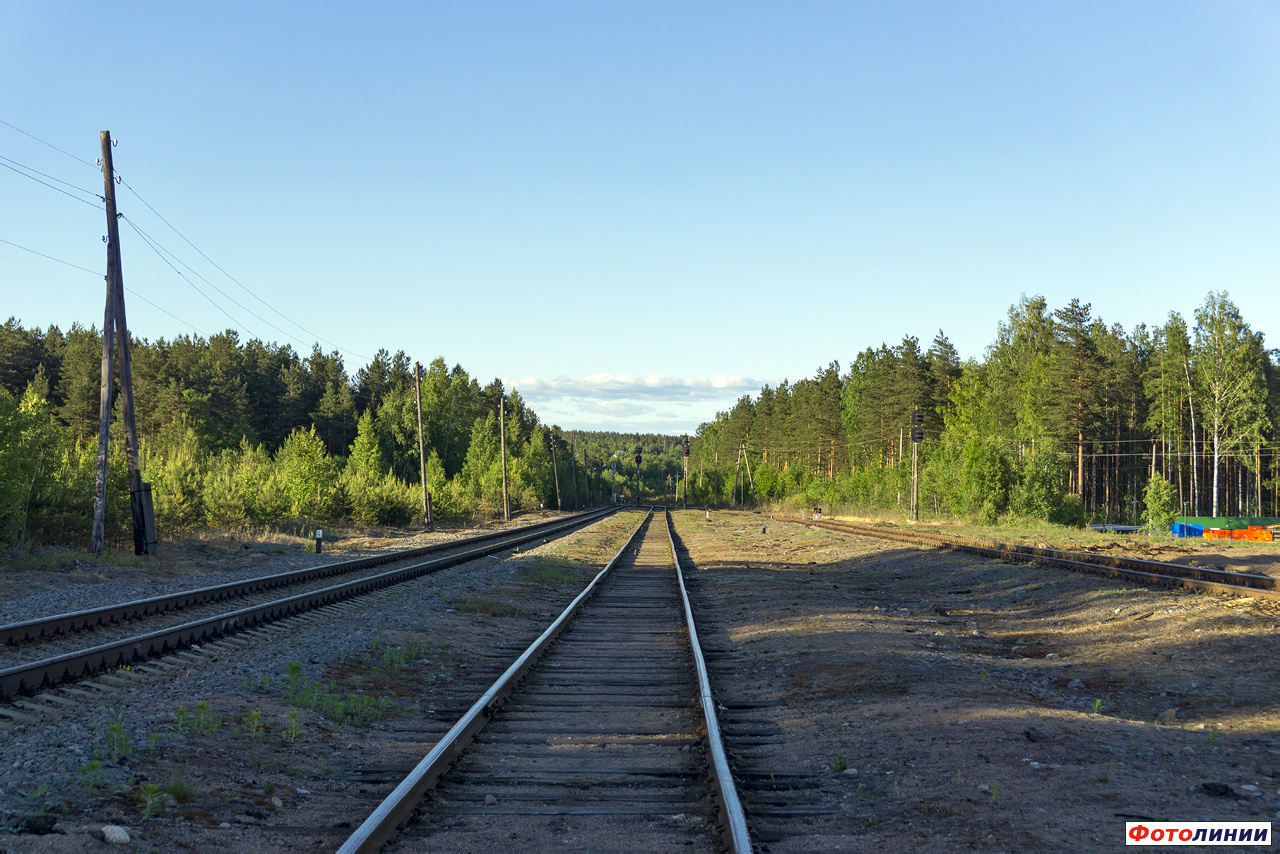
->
505 373 760 401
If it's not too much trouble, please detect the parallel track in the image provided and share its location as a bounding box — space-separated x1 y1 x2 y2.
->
339 509 750 853
788 516 1280 602
0 509 613 699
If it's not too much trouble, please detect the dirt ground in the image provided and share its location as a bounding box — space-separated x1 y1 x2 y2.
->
675 510 1280 851
1 509 1277 852
881 515 1280 579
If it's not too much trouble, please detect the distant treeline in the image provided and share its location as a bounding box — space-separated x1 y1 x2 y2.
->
0 321 682 549
690 291 1280 526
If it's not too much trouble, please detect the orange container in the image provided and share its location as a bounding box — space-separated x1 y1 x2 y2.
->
1244 526 1274 542
1203 528 1232 540
1231 528 1249 540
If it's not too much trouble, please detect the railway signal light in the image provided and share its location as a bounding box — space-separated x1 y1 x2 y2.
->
911 425 924 444
682 434 690 457
635 452 642 465
911 409 924 427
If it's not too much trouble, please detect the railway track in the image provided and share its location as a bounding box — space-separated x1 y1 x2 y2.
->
787 516 1280 602
0 509 614 701
339 509 750 853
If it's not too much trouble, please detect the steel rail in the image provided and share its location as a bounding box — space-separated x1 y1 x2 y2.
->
1 510 609 647
0 509 615 699
663 508 752 853
789 517 1280 602
337 509 653 854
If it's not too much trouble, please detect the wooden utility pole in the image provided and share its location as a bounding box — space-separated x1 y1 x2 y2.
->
737 440 747 507
90 249 116 554
499 398 510 521
92 131 154 556
713 451 719 506
570 440 580 510
549 432 562 510
414 362 429 526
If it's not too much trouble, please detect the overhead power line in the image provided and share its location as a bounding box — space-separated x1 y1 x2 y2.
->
0 236 206 336
0 237 99 276
0 119 98 169
119 179 369 362
0 154 102 199
0 160 102 209
121 215 256 338
4 121 369 365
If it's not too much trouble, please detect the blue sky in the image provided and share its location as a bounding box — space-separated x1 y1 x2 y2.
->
3 2 1278 433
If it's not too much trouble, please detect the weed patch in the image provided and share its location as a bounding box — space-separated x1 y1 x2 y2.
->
280 662 393 726
454 599 523 617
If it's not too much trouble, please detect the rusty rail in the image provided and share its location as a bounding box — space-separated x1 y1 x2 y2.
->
788 517 1280 602
0 509 614 699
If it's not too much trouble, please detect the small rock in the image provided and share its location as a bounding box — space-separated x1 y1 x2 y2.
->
1067 679 1084 691
842 767 859 775
1045 653 1059 661
1023 727 1049 743
102 825 130 845
485 794 497 806
271 796 283 809
1200 782 1236 798
296 787 310 795
1240 784 1261 797
977 784 991 793
1157 708 1178 725
1181 746 1196 757
219 822 231 828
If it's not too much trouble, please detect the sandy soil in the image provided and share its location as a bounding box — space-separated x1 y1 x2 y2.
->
2 509 1277 852
676 510 1280 852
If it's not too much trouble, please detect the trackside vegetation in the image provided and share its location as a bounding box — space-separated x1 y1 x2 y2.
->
0 328 643 549
688 291 1280 527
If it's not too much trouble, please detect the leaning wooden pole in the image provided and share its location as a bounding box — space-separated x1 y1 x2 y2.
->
499 397 510 521
100 131 153 555
89 248 116 555
414 362 430 526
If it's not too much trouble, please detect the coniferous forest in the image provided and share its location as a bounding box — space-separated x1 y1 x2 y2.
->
0 288 1276 550
0 321 687 550
689 290 1279 526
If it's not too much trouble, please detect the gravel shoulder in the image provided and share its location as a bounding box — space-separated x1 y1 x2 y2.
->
0 511 640 852
3 508 1277 852
676 510 1280 852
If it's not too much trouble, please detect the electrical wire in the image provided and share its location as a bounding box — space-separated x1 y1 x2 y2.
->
0 154 102 200
0 237 99 276
120 213 332 353
3 120 368 364
119 178 368 362
0 119 98 169
121 216 257 338
0 160 102 209
0 236 206 336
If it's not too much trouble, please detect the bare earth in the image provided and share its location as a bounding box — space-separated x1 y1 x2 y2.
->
676 510 1280 852
0 510 1277 852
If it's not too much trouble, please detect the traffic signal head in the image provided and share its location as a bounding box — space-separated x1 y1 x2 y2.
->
911 409 925 427
635 454 642 465
911 425 924 444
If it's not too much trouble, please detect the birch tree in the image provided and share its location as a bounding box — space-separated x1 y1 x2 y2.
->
1192 292 1268 517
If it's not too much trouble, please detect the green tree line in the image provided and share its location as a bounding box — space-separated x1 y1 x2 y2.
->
689 291 1280 526
0 323 602 548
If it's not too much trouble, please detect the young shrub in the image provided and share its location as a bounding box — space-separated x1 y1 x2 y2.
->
276 426 340 520
1142 472 1178 533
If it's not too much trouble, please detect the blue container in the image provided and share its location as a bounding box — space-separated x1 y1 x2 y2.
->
1171 522 1203 539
